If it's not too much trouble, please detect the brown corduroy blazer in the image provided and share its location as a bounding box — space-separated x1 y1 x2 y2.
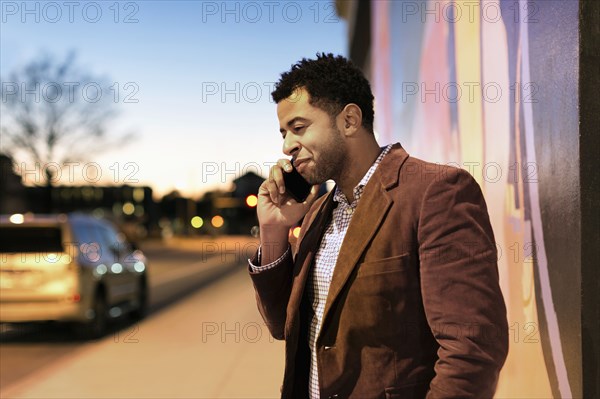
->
248 143 508 399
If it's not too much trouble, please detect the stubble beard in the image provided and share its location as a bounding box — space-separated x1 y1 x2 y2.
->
304 126 347 186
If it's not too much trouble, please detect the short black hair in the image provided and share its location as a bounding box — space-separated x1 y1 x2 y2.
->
271 53 374 132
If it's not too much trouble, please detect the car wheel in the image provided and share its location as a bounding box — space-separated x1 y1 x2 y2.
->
75 291 108 340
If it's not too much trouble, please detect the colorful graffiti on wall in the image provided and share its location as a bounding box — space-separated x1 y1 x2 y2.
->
370 0 581 397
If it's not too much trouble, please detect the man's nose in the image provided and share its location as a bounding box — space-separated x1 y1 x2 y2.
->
282 134 300 157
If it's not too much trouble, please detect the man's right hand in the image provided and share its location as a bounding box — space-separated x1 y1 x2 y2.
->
256 159 319 264
257 158 319 228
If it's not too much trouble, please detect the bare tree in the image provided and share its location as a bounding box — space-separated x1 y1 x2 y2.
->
1 50 134 185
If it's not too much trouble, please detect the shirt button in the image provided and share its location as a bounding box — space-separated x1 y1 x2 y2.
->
345 207 353 215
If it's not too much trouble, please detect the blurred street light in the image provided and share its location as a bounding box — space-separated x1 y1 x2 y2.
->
211 215 224 228
245 194 258 207
191 216 204 229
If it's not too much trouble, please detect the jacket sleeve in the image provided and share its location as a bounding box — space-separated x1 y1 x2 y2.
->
248 246 294 341
418 167 508 398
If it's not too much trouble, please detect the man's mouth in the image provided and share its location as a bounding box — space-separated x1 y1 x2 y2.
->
293 158 310 172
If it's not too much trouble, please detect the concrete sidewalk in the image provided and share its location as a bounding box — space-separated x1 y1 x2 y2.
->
144 235 261 309
1 266 285 399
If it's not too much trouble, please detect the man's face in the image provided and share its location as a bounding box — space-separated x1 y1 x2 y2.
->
277 88 346 185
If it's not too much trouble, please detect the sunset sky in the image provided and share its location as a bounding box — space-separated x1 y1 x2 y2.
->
1 1 347 198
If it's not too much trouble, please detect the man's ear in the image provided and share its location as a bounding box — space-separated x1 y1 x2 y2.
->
338 103 362 136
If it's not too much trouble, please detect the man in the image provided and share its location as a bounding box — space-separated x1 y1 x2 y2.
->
248 53 508 398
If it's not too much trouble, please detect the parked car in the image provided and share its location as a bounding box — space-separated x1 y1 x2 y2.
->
0 213 148 338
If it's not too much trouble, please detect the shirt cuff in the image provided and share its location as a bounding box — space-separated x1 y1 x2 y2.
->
248 244 291 272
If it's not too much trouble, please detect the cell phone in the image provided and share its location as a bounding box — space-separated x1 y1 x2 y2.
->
283 164 311 203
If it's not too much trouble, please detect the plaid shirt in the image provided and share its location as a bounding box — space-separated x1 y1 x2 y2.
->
250 144 392 398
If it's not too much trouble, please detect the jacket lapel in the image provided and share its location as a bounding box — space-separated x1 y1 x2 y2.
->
318 179 392 337
286 189 337 326
318 143 409 338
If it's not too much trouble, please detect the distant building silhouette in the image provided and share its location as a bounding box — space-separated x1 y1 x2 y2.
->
232 171 264 199
1 160 328 238
0 154 27 214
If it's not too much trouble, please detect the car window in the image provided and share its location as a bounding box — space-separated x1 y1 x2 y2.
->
0 226 63 253
95 223 130 256
70 221 104 264
70 221 99 245
96 225 116 252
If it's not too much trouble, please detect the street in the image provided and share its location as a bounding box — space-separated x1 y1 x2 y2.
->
0 236 284 398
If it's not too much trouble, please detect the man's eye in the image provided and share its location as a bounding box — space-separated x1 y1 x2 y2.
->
294 126 304 131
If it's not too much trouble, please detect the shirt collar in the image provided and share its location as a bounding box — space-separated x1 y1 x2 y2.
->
333 143 393 206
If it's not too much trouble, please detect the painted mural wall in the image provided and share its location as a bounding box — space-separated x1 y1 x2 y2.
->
369 0 581 397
